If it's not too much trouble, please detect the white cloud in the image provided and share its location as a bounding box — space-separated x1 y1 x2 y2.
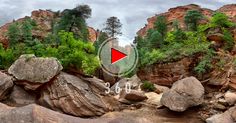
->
0 0 235 40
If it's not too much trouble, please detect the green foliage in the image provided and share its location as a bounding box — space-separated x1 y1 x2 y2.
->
184 10 203 31
154 16 167 37
146 29 163 48
222 29 235 51
166 22 186 44
216 59 226 70
57 5 91 41
0 44 15 69
7 23 21 48
141 81 156 92
49 31 99 74
22 18 34 45
211 12 234 28
140 31 211 66
7 18 36 47
1 31 99 75
93 31 108 53
194 49 214 75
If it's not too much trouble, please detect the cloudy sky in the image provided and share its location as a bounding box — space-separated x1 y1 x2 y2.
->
0 0 235 41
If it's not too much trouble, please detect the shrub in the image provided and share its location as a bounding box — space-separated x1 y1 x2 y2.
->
222 29 235 51
50 31 99 75
211 12 234 28
194 49 215 75
141 81 156 92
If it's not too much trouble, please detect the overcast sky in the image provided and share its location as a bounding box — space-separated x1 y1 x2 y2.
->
0 0 235 41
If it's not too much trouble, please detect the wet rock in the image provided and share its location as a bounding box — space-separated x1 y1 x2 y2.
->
161 77 204 112
206 106 236 123
0 71 14 101
8 54 62 90
38 72 114 117
224 91 236 105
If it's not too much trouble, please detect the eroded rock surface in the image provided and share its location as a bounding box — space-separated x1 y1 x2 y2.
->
8 54 62 90
161 77 204 112
0 71 13 101
206 106 236 123
7 85 36 106
38 72 115 117
0 103 107 123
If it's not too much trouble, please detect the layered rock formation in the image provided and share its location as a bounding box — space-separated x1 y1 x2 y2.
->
137 4 213 37
7 54 118 117
0 103 106 123
39 72 110 117
137 57 195 86
137 4 236 37
0 71 14 101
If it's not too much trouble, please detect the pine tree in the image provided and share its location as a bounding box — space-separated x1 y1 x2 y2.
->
184 10 203 31
103 16 122 38
7 23 21 48
22 18 33 45
57 5 91 41
154 16 167 37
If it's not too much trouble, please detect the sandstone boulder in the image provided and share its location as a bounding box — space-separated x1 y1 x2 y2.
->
145 92 162 107
111 75 141 93
8 54 62 90
154 84 170 93
38 72 114 117
161 77 204 112
123 90 147 102
206 106 236 123
224 91 236 105
0 103 107 123
0 71 14 101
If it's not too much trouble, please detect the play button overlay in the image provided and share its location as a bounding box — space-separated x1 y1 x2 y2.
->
111 48 127 64
98 38 138 77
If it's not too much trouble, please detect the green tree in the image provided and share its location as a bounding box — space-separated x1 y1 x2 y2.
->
154 16 167 37
57 5 91 41
170 20 186 43
184 10 203 31
55 31 99 74
7 23 21 48
211 12 234 28
93 31 109 53
103 16 122 37
146 29 163 48
22 18 33 45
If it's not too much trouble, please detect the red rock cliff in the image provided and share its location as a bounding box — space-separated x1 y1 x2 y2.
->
137 4 236 37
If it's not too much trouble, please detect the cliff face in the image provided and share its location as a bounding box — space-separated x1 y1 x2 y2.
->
137 4 236 37
0 10 97 47
217 4 236 21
